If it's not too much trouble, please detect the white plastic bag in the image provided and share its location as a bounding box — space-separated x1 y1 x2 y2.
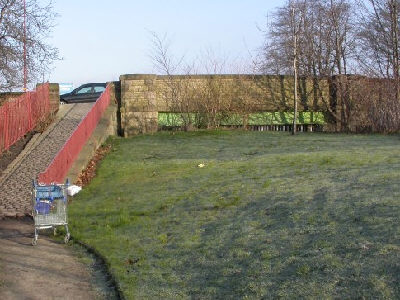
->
67 185 82 196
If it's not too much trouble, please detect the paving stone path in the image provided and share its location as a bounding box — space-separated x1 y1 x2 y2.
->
0 103 93 219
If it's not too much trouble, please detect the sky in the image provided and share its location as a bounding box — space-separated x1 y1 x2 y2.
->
44 0 283 87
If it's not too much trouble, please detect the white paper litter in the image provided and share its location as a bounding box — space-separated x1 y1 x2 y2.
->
67 185 82 196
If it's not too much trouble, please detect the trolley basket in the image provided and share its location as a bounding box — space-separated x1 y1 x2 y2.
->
32 179 70 245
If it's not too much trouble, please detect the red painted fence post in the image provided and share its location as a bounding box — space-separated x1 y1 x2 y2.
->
4 104 9 152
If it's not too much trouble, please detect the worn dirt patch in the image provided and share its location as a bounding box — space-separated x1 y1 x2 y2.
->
0 218 104 300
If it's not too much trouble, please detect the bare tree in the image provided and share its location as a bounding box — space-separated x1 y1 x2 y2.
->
350 0 400 132
260 0 356 131
0 0 58 91
150 31 261 130
149 31 196 130
259 0 306 134
290 4 302 134
358 0 400 78
357 0 400 101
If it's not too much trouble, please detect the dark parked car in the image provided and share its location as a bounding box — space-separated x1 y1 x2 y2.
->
60 83 106 104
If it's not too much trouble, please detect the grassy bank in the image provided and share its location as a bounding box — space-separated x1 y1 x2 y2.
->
69 131 400 299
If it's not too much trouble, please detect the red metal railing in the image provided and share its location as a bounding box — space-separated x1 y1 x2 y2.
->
38 85 111 184
0 83 50 154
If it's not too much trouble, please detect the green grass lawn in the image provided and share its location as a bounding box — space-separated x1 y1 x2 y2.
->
68 131 400 299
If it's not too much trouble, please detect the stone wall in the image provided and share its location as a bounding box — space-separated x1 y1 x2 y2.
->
0 92 23 106
119 75 159 136
154 75 330 112
36 83 60 114
118 74 331 136
48 83 60 114
1 84 59 111
0 83 59 118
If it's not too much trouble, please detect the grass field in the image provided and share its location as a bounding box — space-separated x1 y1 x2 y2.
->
68 131 400 299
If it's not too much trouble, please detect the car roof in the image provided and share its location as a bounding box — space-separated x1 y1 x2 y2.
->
79 83 106 87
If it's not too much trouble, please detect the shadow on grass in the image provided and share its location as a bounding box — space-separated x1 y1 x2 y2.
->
176 181 400 298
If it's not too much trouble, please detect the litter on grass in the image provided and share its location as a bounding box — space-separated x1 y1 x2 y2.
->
67 185 82 196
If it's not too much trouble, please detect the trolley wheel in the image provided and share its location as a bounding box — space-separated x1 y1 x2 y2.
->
64 233 70 244
32 238 37 246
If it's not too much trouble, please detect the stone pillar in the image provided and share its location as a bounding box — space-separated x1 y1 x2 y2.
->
120 74 158 137
48 83 60 113
36 83 60 114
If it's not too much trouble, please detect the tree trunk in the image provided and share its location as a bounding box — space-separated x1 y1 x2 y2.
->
292 6 298 135
293 49 298 135
390 0 400 100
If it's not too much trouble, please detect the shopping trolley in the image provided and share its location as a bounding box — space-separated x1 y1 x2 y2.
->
32 179 70 246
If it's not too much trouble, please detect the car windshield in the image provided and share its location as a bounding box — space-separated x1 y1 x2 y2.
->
94 86 105 93
76 87 92 94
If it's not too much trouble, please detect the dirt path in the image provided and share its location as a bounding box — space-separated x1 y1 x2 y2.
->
0 218 104 300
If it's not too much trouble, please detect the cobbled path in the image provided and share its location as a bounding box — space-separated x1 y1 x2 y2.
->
0 103 93 218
